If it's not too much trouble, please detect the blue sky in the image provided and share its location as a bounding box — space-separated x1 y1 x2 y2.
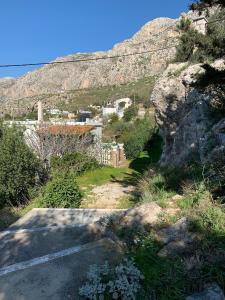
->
0 0 190 78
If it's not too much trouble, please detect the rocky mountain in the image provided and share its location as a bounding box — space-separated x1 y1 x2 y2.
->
151 59 225 167
0 17 179 114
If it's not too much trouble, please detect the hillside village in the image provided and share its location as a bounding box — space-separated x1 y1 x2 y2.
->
0 0 225 299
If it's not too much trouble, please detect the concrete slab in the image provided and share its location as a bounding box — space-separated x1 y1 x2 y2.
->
0 239 123 300
0 224 103 268
8 208 126 230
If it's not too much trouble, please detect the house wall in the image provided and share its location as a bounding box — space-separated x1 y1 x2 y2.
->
102 107 117 116
192 18 207 35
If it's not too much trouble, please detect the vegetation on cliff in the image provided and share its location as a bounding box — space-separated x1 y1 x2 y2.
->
175 8 225 62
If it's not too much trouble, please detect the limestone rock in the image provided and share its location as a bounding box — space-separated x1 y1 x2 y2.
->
158 239 195 258
120 203 162 227
172 194 184 201
186 283 225 300
156 217 197 258
151 59 225 167
156 217 190 244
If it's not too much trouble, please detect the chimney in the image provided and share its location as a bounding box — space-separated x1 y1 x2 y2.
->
37 100 43 123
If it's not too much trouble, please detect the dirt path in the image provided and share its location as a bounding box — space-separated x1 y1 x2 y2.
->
81 182 135 209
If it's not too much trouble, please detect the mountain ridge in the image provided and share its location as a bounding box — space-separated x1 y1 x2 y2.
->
0 16 179 114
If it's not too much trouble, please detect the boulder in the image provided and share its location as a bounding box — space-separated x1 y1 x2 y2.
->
156 217 191 244
120 203 162 227
156 217 197 258
186 283 225 300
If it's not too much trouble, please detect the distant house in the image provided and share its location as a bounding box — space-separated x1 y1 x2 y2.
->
38 124 95 138
46 109 69 116
102 107 117 117
79 110 92 122
102 98 132 119
192 16 207 35
114 98 132 111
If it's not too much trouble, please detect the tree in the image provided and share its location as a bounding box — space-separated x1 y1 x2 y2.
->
0 124 42 207
123 105 138 122
25 124 93 167
175 9 225 62
177 15 192 32
190 0 225 11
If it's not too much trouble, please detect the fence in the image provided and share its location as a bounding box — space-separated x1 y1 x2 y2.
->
89 142 126 167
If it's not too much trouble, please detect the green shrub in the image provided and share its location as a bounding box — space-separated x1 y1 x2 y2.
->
192 204 225 236
51 152 100 175
109 113 119 124
124 133 146 159
163 162 203 193
123 105 138 122
123 117 154 159
0 124 42 207
138 170 174 207
40 173 83 208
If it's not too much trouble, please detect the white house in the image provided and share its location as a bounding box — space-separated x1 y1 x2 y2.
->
102 98 132 119
102 107 117 117
114 98 132 111
192 16 207 35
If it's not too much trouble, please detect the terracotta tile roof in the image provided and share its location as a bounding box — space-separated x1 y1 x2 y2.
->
39 125 94 136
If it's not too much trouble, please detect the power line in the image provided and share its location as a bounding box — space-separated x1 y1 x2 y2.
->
0 44 177 69
0 23 179 69
1 16 224 69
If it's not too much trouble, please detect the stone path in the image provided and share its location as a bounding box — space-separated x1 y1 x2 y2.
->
81 181 135 208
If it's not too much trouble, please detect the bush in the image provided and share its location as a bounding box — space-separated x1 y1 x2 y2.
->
191 202 225 237
123 118 154 159
51 152 100 175
109 113 119 124
0 124 42 207
137 170 174 207
190 0 225 11
40 172 83 208
79 259 143 300
123 105 138 122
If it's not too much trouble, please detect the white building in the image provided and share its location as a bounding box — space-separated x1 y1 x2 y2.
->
102 98 132 119
114 98 132 111
102 107 117 117
192 16 207 35
46 109 69 115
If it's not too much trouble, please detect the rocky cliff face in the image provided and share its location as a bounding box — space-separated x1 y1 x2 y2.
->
151 60 225 167
0 17 179 113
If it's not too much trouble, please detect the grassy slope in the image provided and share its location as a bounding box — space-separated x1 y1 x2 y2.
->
9 76 156 117
56 76 156 111
77 166 131 190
